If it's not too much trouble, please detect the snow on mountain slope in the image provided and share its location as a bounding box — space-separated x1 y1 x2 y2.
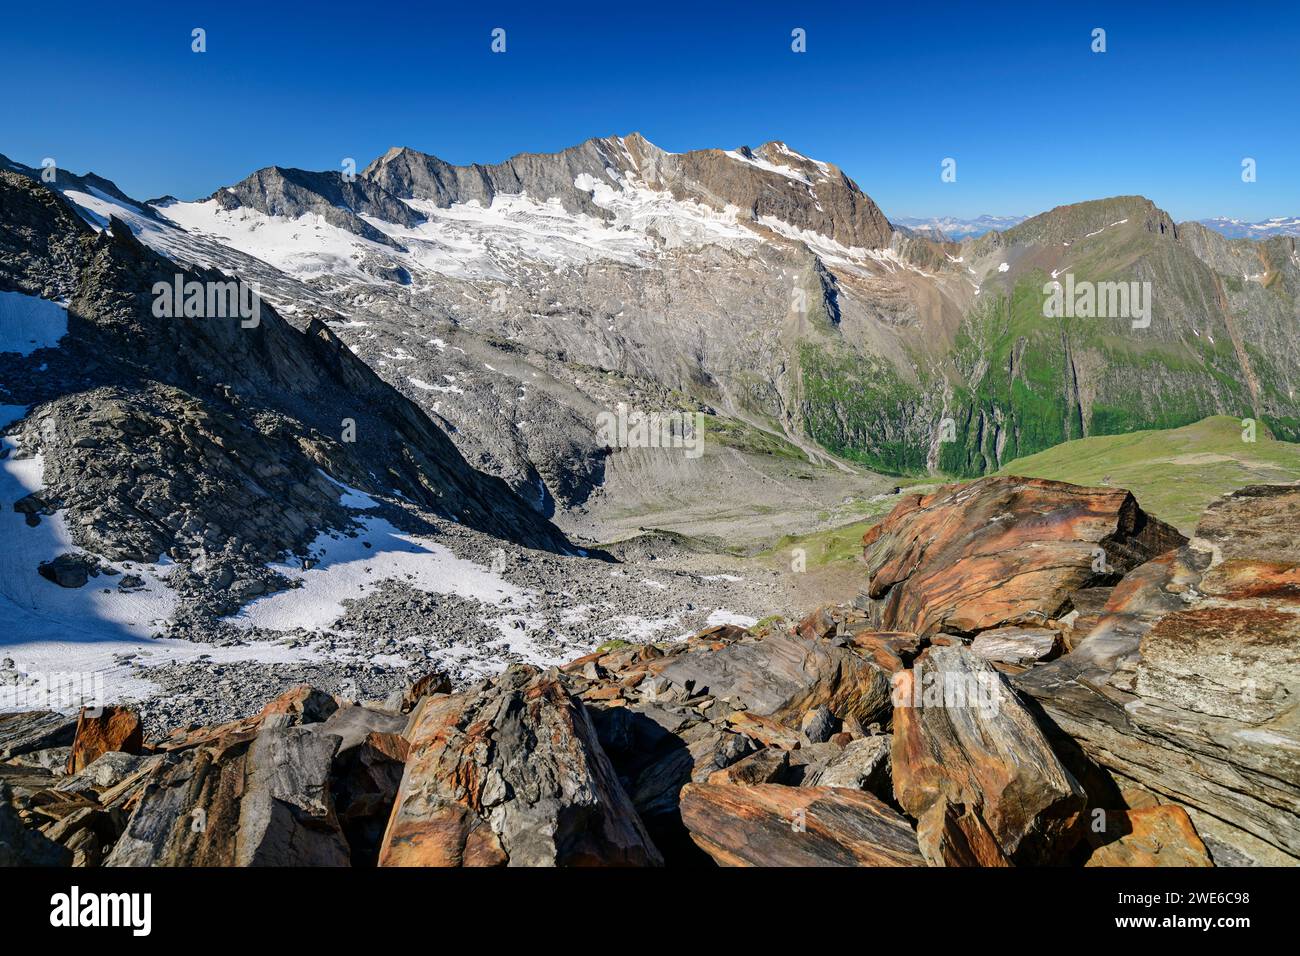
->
0 418 321 712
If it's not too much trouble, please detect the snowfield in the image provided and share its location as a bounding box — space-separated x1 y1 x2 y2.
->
0 291 68 356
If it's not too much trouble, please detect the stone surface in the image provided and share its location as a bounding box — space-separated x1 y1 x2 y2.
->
653 630 892 726
1085 805 1213 867
105 725 350 866
680 783 925 867
804 735 890 795
379 665 661 867
0 787 71 866
861 476 1185 637
970 626 1062 665
66 706 144 774
891 645 1086 866
0 711 77 760
800 704 837 744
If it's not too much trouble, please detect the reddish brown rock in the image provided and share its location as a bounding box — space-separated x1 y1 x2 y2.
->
66 706 144 775
706 747 790 786
258 685 339 724
862 476 1184 637
1085 805 1213 867
1018 485 1300 865
379 665 661 867
399 669 452 713
891 645 1086 866
796 605 839 641
680 783 925 867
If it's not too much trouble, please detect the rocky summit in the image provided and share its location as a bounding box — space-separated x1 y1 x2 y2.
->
1 477 1294 867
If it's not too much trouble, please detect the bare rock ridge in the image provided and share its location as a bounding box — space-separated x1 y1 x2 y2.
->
360 134 895 250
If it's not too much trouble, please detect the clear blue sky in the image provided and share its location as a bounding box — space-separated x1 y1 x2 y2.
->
2 0 1295 221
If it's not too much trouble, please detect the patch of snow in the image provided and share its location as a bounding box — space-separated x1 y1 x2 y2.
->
227 516 529 632
0 292 68 356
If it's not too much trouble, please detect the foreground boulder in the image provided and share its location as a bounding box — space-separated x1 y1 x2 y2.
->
861 476 1185 637
569 623 895 862
680 783 925 867
651 629 892 726
379 665 661 867
892 645 1086 866
106 726 350 866
1018 484 1300 865
0 711 77 760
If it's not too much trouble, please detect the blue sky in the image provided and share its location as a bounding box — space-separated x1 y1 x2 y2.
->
2 0 1295 221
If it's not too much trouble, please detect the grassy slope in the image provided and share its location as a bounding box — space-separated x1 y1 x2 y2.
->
994 415 1300 533
766 416 1299 567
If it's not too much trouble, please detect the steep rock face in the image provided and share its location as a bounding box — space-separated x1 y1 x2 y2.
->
860 476 1185 637
1017 484 1300 865
215 166 423 244
378 665 661 867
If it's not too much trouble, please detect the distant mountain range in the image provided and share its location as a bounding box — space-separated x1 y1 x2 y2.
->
893 215 1028 240
1196 216 1300 239
4 136 1298 507
897 214 1300 242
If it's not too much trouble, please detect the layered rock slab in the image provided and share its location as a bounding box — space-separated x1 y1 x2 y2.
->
1017 484 1300 865
680 783 925 867
891 645 1086 866
861 476 1185 637
378 665 661 867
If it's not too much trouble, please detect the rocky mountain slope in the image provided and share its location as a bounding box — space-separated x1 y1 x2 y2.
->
3 167 823 726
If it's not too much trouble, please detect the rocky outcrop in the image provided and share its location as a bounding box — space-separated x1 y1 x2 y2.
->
379 665 661 867
1017 484 1300 865
861 476 1185 637
679 784 925 867
0 480 1290 869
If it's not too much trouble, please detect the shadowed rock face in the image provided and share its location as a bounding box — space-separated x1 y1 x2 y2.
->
860 476 1186 637
1017 483 1300 865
